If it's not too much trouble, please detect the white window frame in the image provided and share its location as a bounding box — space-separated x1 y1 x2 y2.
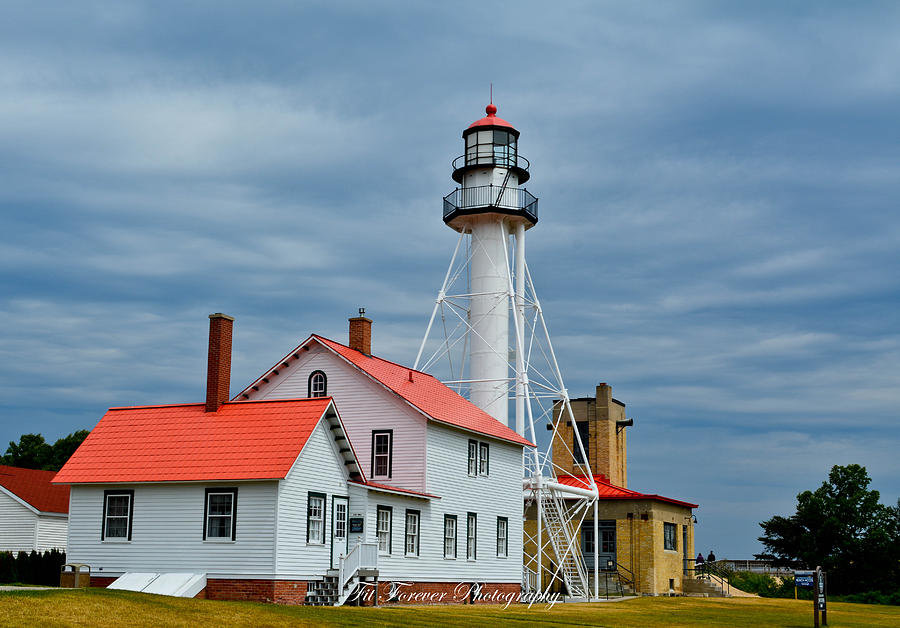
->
497 516 508 558
309 370 327 397
444 514 457 559
479 442 489 476
405 510 420 557
307 493 325 544
204 488 237 541
377 506 392 554
372 431 392 478
102 490 133 541
467 439 478 476
467 512 477 560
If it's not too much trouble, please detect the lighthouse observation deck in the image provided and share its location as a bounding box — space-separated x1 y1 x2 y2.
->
443 184 538 226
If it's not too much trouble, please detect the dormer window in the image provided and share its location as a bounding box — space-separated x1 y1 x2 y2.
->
308 371 327 398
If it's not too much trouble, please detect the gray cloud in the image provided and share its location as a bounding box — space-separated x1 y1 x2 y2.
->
1 1 899 557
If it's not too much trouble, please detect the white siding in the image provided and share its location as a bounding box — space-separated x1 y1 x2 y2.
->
0 489 37 553
251 344 427 491
422 424 523 582
275 421 349 578
350 424 524 583
67 481 277 578
36 516 67 551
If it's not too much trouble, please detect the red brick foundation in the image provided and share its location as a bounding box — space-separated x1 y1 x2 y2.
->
203 579 308 604
90 576 117 588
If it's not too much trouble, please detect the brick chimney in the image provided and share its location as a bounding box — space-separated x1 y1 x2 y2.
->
206 313 234 412
348 308 372 355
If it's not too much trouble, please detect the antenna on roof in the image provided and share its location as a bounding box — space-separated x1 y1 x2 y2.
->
490 82 493 104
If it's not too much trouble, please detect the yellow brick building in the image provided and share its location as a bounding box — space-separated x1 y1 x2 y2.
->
525 383 698 596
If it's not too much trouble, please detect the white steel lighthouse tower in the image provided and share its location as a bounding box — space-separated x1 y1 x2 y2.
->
416 103 603 599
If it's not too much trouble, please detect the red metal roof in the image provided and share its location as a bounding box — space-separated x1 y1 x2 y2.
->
467 103 515 130
312 335 533 447
0 464 70 514
349 479 440 500
556 474 698 508
53 398 335 484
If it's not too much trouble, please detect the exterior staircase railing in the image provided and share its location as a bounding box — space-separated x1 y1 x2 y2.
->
540 487 589 598
339 541 378 593
685 560 731 597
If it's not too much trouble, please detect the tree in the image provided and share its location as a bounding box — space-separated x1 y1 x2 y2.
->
50 429 90 470
0 434 52 470
757 464 900 594
0 430 89 471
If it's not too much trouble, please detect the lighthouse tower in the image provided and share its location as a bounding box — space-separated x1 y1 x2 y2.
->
417 103 602 600
419 102 538 433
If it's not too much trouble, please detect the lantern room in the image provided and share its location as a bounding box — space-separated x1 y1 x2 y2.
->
443 103 538 230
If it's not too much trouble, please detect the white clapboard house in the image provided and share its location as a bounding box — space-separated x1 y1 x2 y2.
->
54 314 531 605
0 464 69 553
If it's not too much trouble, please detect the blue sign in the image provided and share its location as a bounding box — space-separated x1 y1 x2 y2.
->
794 571 814 588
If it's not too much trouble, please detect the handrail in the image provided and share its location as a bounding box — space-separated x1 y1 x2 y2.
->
522 566 539 592
339 541 378 592
452 153 531 172
443 185 539 223
686 562 731 597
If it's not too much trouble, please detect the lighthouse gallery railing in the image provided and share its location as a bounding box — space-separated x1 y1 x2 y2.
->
443 185 538 223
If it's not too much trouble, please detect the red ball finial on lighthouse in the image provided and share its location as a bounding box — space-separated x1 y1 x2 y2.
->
485 103 497 117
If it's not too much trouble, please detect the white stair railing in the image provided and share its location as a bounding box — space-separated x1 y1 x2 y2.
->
541 488 588 597
339 541 378 593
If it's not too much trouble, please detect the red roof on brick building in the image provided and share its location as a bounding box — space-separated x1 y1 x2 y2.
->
0 464 70 514
556 474 698 508
53 398 337 484
243 335 533 448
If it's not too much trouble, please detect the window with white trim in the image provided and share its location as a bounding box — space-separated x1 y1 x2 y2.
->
467 439 478 476
308 370 327 397
497 516 508 558
444 514 457 559
204 488 237 541
405 509 420 557
372 430 392 478
102 490 133 541
307 492 325 544
467 512 477 560
377 505 392 553
479 442 489 475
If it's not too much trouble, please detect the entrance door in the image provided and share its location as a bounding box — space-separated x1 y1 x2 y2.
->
582 520 617 571
332 496 349 569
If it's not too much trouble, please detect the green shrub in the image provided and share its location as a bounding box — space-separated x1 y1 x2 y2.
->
0 549 66 585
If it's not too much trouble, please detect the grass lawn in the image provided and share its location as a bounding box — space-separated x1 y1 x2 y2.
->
1 589 899 627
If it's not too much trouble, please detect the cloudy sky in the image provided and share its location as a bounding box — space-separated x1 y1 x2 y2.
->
2 1 898 557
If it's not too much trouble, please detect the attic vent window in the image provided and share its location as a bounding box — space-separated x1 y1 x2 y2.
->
308 371 327 398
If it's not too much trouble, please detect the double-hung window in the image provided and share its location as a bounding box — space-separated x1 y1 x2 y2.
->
405 509 420 557
468 440 490 476
377 505 392 554
496 516 508 558
444 514 457 559
372 430 393 478
467 512 477 560
204 488 238 541
664 522 677 551
102 490 134 541
307 492 326 544
308 370 327 397
479 442 489 475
